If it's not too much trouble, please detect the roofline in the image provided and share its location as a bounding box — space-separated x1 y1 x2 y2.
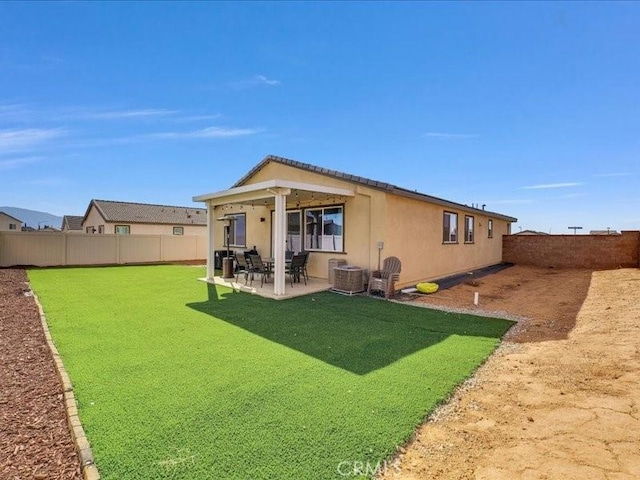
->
81 199 207 225
231 155 518 222
0 211 24 224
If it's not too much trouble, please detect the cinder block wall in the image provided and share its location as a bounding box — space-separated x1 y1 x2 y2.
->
503 231 640 269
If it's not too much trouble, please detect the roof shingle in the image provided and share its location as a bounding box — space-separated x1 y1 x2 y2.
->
62 215 84 230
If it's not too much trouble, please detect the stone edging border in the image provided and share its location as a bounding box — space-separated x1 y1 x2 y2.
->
32 292 101 480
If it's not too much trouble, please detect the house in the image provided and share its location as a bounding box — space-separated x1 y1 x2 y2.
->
0 211 24 232
81 199 207 235
514 230 549 235
193 155 517 296
61 215 84 233
589 230 620 235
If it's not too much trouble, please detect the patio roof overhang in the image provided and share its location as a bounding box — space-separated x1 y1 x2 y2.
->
193 179 355 296
193 179 355 206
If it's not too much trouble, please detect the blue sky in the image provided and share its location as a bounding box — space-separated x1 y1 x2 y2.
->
1 2 638 233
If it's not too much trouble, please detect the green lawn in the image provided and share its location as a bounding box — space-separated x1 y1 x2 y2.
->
29 265 513 479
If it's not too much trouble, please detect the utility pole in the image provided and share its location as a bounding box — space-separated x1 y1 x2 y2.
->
568 226 583 235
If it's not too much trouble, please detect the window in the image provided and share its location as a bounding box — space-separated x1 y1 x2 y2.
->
443 212 458 243
98 225 104 234
305 206 343 252
488 219 494 238
115 225 130 235
271 210 302 255
173 226 184 235
465 216 475 243
9 223 16 230
86 226 94 234
223 213 246 247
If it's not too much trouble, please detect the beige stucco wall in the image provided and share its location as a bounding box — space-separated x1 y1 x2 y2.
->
0 213 23 232
384 194 511 288
210 161 513 287
82 205 206 236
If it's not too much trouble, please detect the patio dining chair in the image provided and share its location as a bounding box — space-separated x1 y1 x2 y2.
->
248 254 271 287
234 253 252 284
285 254 307 287
368 256 401 299
300 251 310 281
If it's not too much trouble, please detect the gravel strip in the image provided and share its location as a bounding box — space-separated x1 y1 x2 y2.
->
0 268 82 479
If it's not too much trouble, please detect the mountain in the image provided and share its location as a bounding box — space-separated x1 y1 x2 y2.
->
0 206 64 230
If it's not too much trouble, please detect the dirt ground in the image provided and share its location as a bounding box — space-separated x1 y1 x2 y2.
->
381 265 640 480
0 269 81 479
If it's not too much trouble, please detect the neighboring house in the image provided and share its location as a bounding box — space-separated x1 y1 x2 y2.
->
589 230 620 235
61 215 84 233
514 230 550 235
81 199 207 235
0 211 24 232
193 155 517 295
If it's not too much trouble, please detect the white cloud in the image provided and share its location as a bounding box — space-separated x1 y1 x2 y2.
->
174 114 223 123
254 75 281 86
422 132 480 139
148 126 262 139
230 75 281 89
0 156 42 170
67 108 176 120
0 128 65 153
592 172 634 178
522 182 583 190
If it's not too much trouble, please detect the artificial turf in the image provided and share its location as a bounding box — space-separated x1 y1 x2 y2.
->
28 265 513 479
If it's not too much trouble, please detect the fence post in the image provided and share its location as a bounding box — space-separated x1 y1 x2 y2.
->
62 233 68 266
116 234 121 264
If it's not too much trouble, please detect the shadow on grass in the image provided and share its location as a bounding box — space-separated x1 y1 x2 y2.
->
187 284 513 375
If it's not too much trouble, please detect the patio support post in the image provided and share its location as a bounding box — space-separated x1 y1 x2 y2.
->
272 188 290 295
206 202 216 280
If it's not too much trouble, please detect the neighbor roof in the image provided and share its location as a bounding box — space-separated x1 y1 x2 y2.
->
234 155 518 222
514 230 549 235
83 200 207 226
62 215 84 230
0 211 24 224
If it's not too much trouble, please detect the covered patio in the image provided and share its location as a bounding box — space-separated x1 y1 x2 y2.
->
193 179 355 298
206 274 331 300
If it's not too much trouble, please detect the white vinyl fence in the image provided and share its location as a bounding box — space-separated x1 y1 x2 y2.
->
0 232 206 267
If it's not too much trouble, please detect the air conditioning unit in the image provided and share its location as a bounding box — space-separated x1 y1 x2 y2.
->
331 266 365 295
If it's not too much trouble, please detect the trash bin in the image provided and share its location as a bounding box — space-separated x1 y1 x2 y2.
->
222 256 235 279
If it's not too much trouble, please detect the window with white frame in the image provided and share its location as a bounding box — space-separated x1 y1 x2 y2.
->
9 223 16 230
465 215 475 243
488 219 494 238
173 226 184 235
224 213 246 247
304 206 343 252
115 225 130 235
443 211 458 243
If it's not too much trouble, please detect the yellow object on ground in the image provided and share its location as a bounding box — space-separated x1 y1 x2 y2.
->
416 282 439 294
